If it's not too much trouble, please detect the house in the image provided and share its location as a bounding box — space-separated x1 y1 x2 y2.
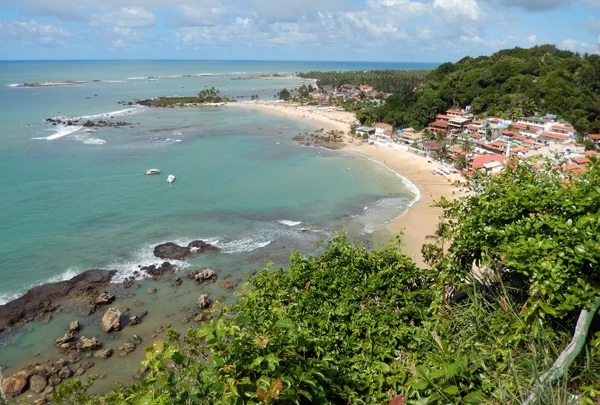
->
397 128 422 145
448 117 472 133
539 131 569 143
587 134 600 145
469 153 505 172
420 141 443 156
428 120 449 134
373 122 393 142
356 126 375 137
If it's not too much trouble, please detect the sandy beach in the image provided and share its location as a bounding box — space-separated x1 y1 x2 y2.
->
228 101 463 266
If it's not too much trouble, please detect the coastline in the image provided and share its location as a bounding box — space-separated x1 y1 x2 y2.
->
226 101 463 266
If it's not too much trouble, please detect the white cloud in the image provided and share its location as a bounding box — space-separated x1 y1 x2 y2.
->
433 0 482 21
172 4 227 27
91 7 155 28
481 0 572 11
0 19 72 46
561 38 591 52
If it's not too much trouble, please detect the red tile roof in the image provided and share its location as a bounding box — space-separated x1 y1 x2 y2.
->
375 122 392 128
540 131 569 141
471 153 505 170
587 134 600 141
571 156 589 165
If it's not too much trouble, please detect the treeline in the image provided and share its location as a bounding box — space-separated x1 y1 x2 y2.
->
357 45 600 133
297 70 429 94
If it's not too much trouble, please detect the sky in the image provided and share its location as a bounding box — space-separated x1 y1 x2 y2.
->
0 0 599 62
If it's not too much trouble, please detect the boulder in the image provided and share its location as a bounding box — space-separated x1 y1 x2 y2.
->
128 315 142 326
187 240 220 254
55 332 76 346
1 370 29 397
142 262 176 280
93 348 113 359
197 294 210 309
58 366 72 380
29 374 48 394
194 268 216 282
100 307 122 332
153 242 190 260
95 292 115 306
130 334 143 345
78 336 101 351
118 342 136 356
67 320 80 333
220 280 239 290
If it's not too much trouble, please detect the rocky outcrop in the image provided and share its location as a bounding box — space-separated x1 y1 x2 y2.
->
100 307 122 333
197 294 210 309
153 240 219 260
141 261 175 280
95 292 115 306
188 268 217 283
78 336 101 351
1 370 29 397
0 269 117 333
93 348 113 359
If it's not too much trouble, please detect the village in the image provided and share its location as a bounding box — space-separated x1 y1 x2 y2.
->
297 83 599 177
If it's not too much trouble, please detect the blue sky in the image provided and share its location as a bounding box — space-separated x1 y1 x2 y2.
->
0 0 598 62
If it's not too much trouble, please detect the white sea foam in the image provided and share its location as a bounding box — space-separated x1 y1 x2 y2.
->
107 243 191 284
217 238 272 253
0 291 22 306
33 125 83 140
6 83 19 87
278 220 302 227
366 157 421 206
82 137 106 145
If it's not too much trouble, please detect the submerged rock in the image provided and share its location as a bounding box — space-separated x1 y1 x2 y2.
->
197 294 210 309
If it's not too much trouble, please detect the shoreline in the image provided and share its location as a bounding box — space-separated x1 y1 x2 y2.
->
226 101 463 266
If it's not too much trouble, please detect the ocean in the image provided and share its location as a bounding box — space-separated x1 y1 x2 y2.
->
0 59 438 384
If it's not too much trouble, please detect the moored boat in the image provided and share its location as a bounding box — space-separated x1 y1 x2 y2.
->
166 174 175 183
145 168 161 175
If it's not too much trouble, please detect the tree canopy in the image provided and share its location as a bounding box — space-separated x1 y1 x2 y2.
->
357 45 600 134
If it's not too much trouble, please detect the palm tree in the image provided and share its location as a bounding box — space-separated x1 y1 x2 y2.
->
462 139 474 155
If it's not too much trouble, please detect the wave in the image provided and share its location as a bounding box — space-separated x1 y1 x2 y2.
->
278 220 302 227
32 125 83 140
0 267 81 306
366 157 420 205
57 106 143 122
6 83 19 87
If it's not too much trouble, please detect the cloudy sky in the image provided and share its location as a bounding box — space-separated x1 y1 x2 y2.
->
0 0 599 62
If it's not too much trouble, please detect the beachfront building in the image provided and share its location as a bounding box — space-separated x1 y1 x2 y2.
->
397 128 423 145
373 122 393 142
469 153 505 173
356 126 375 138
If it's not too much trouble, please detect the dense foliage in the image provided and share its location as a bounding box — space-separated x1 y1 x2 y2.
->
297 70 428 94
52 159 600 404
357 45 600 133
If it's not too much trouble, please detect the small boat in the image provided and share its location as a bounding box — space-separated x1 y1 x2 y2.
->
145 168 161 175
166 174 175 183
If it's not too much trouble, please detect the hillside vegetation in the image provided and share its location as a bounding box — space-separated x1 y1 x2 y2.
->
357 45 600 134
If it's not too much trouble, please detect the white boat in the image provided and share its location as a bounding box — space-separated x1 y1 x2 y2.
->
166 174 175 183
145 168 161 175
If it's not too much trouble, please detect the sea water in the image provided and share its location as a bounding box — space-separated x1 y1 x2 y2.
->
0 60 434 380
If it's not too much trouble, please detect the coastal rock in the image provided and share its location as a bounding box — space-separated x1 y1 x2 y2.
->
188 240 220 254
153 240 220 260
58 366 73 380
78 336 101 351
153 242 190 260
118 342 137 356
95 292 115 306
48 374 62 387
128 315 142 326
197 294 210 309
100 307 122 332
1 370 29 397
0 269 117 333
29 374 48 394
55 332 76 346
142 261 176 280
67 320 80 333
93 348 113 359
130 334 143 345
188 269 217 283
147 287 157 294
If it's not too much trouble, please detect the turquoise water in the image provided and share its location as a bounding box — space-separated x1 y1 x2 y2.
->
0 60 429 304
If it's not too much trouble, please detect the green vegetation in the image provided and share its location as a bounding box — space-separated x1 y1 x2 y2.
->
298 70 429 94
139 87 229 107
358 45 600 133
52 158 600 404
